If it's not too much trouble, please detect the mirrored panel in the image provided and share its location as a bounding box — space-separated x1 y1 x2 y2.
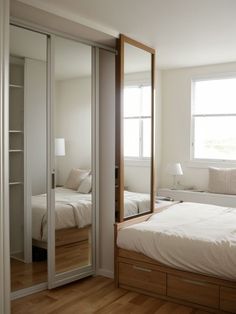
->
116 35 155 221
9 25 47 291
54 36 92 274
123 43 152 218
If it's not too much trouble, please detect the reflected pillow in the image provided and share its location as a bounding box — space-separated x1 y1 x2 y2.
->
64 168 90 190
77 175 92 194
208 167 236 195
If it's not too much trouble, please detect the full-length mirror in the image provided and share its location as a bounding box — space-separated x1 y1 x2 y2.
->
9 25 47 291
116 35 155 221
54 36 93 274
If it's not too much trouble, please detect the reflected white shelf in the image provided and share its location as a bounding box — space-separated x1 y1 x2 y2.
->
9 130 23 133
9 181 23 186
10 84 24 89
9 149 23 153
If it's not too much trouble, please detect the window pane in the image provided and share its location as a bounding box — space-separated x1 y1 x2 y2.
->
193 78 236 115
143 118 151 158
194 116 236 160
124 87 140 117
141 86 151 116
124 119 140 157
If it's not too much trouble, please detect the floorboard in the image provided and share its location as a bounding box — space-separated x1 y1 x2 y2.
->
11 276 212 314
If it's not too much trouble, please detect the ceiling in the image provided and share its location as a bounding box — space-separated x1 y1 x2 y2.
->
17 0 236 69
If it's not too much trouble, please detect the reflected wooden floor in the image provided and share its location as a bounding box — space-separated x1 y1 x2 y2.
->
56 240 91 274
11 258 47 292
11 276 211 314
11 240 91 291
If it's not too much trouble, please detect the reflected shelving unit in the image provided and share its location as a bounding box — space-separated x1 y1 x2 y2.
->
9 56 25 262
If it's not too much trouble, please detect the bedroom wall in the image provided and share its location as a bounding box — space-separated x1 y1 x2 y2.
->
160 62 236 191
55 76 91 186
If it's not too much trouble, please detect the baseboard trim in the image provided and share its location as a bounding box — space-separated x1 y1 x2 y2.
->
96 268 114 279
11 282 47 300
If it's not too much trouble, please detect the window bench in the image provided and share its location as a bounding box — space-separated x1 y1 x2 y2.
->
158 188 236 208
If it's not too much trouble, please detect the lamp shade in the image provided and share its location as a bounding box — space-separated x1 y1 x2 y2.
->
166 163 183 176
55 138 65 156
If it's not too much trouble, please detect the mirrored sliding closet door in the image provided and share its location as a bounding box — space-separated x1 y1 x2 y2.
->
51 35 94 284
9 25 48 293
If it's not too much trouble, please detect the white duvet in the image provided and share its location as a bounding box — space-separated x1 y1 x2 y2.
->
32 187 91 242
117 202 236 280
124 191 150 217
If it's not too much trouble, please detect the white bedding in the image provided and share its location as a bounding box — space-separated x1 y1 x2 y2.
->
124 191 150 217
117 202 236 280
32 187 91 242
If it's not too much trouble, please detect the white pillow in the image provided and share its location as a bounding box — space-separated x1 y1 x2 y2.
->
208 167 236 195
77 175 92 194
64 168 90 190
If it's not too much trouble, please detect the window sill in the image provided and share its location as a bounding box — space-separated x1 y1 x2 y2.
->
124 159 150 167
186 160 236 169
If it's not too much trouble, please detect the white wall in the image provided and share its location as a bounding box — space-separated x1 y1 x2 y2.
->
160 62 236 190
55 77 91 185
25 58 47 196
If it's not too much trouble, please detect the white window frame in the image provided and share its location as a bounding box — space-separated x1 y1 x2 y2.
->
123 84 151 165
190 73 236 168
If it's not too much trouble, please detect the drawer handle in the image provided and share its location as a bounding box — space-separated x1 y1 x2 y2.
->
133 265 152 273
181 278 208 287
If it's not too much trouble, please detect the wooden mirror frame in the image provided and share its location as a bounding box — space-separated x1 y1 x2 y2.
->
115 34 156 222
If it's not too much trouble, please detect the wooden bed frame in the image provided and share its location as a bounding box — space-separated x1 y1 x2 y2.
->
33 225 91 249
114 215 236 314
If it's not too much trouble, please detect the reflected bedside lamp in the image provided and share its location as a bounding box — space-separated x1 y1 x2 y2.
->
166 163 183 190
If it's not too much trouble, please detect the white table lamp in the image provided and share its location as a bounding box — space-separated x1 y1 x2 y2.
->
166 163 183 189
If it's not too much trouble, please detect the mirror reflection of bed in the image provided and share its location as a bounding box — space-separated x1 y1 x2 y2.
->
32 177 92 274
123 42 152 218
54 36 92 273
31 36 92 275
9 28 93 291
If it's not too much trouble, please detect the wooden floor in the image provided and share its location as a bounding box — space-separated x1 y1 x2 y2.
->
12 276 211 314
11 241 91 292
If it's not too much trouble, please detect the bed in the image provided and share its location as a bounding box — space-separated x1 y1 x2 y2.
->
124 190 151 217
115 202 236 313
32 187 92 248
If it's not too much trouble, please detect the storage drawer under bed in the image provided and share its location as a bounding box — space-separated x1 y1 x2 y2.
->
167 274 219 309
220 286 236 313
119 261 166 296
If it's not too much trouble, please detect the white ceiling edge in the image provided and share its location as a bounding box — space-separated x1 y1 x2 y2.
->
17 0 119 38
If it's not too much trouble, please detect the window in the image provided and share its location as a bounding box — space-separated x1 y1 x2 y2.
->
124 85 151 159
192 77 236 161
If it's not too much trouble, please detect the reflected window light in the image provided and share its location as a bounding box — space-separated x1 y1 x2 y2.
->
124 85 151 159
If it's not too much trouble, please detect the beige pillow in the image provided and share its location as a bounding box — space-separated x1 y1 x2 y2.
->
208 167 236 195
77 175 92 194
64 168 90 190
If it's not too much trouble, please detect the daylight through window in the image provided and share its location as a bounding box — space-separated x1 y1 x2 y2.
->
192 77 236 161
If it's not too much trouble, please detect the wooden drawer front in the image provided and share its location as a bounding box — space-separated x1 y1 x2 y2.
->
220 287 236 313
119 262 166 295
167 274 219 309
